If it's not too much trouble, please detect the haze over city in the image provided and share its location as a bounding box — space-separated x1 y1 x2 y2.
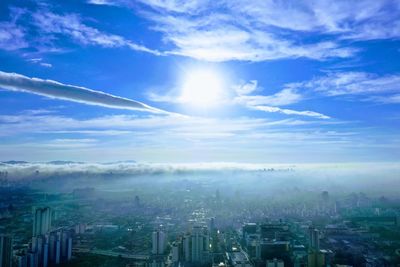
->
0 1 400 267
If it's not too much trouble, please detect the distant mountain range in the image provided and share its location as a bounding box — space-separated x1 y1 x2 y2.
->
1 160 29 165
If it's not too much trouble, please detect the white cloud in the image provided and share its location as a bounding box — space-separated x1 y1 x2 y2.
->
87 0 135 8
0 7 28 51
20 109 57 116
148 78 328 119
207 1 399 39
235 88 303 107
147 92 181 104
228 0 397 37
367 94 400 104
40 63 52 68
0 71 170 114
3 1 399 62
232 80 328 119
2 161 400 192
134 0 400 62
0 6 160 56
233 80 258 96
254 71 400 105
130 0 399 61
28 58 42 63
0 161 300 181
1 111 397 163
251 105 330 120
0 21 28 51
294 72 400 96
47 130 132 136
137 0 206 13
32 11 161 55
154 16 356 61
44 138 98 149
0 112 335 140
87 0 116 5
27 58 52 68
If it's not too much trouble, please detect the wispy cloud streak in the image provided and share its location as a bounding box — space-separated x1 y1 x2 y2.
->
32 11 161 55
251 105 330 119
233 81 330 119
297 72 400 96
0 71 170 114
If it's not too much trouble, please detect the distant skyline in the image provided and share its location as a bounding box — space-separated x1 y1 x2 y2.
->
0 0 399 163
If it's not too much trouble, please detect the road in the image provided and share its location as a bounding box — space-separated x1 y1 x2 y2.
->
74 248 149 260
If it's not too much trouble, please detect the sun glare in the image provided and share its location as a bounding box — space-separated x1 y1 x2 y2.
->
179 69 225 107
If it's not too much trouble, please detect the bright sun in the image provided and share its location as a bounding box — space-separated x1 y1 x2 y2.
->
179 69 224 107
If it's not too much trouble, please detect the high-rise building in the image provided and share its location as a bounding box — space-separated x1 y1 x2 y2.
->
209 217 215 233
152 230 166 255
48 232 61 265
182 225 210 264
308 227 325 267
33 207 52 237
257 240 289 263
27 251 38 267
177 226 212 265
60 231 72 262
183 234 191 262
28 229 72 267
0 235 13 267
242 223 257 241
16 254 27 267
31 235 48 267
308 227 319 251
74 223 86 235
171 243 179 264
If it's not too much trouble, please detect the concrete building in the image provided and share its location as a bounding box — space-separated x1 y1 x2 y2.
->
33 207 52 237
181 226 211 264
152 230 166 255
27 229 72 267
308 227 320 251
191 226 210 263
171 243 179 263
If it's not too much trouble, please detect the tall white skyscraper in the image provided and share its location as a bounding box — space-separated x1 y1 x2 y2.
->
152 230 166 255
33 207 52 237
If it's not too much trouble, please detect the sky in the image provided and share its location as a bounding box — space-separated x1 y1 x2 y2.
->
0 0 399 163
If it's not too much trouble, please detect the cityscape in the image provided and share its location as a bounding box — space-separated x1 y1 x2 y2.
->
1 0 400 267
1 162 400 267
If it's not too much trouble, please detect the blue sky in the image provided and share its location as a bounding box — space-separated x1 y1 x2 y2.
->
0 0 399 163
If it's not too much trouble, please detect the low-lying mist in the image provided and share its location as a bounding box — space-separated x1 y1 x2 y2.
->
1 161 399 198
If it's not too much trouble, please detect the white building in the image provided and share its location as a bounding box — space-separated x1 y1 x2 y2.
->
152 230 166 255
